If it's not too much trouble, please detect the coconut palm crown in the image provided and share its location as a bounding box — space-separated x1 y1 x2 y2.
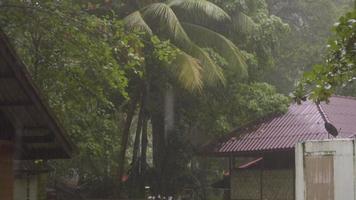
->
124 0 249 90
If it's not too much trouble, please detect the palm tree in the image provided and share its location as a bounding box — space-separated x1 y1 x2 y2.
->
118 0 252 196
124 0 249 89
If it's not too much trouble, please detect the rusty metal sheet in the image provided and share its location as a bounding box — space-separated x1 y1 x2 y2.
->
305 155 334 200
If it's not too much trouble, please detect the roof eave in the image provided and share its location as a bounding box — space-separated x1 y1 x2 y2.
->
0 30 76 159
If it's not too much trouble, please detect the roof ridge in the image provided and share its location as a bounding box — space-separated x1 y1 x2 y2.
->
317 103 331 123
332 95 356 101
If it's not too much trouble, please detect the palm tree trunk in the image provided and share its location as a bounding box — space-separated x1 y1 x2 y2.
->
164 85 175 136
129 100 144 198
151 109 165 193
141 81 149 171
141 115 148 171
150 85 176 194
117 95 139 197
132 101 144 164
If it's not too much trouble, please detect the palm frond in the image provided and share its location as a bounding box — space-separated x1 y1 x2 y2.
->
182 22 248 78
187 45 225 84
172 51 203 91
123 11 153 35
168 0 231 26
141 3 191 48
232 12 258 35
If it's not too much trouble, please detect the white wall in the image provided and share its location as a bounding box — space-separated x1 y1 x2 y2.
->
295 139 356 200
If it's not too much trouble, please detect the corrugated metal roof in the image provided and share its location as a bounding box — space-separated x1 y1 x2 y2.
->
208 96 356 155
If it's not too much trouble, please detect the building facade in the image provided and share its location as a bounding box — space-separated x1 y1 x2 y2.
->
206 96 356 200
0 30 74 200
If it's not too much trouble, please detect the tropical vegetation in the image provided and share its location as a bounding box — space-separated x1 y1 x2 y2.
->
0 0 353 199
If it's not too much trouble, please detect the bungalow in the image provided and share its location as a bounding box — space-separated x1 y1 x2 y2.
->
206 96 356 200
0 30 74 200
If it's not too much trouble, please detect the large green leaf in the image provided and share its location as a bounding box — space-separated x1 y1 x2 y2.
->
168 0 231 26
123 11 153 35
182 22 248 78
172 51 203 90
141 3 191 48
187 45 225 84
232 12 258 35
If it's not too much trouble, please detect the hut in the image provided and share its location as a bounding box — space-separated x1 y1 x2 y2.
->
205 96 356 200
0 30 74 200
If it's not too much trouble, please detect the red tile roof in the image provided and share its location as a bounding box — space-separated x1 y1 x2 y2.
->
208 96 356 155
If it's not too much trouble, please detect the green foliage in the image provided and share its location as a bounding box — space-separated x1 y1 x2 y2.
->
1 0 296 198
151 36 180 64
0 0 146 191
124 0 251 91
177 81 289 140
209 0 290 81
271 0 351 93
182 22 247 78
295 10 356 102
233 82 290 123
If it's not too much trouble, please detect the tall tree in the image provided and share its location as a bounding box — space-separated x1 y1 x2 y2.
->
120 0 253 195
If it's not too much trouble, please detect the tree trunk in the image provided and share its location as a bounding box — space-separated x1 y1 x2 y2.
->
150 85 176 194
138 82 149 196
117 96 139 197
128 96 145 198
141 115 148 172
131 101 144 164
151 109 165 194
164 85 175 139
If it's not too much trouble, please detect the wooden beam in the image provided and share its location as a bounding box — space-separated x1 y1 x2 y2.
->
0 74 14 79
0 100 32 107
21 134 54 143
22 127 50 136
17 127 53 143
17 148 69 160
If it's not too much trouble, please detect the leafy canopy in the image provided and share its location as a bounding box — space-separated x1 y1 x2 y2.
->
294 10 356 102
124 0 249 90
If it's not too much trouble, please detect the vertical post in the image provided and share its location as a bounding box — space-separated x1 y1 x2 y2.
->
295 142 305 200
229 156 233 172
229 156 233 200
0 141 14 200
26 173 30 200
260 156 264 200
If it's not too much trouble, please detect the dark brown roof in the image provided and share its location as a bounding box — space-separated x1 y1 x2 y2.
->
207 96 356 156
0 30 74 160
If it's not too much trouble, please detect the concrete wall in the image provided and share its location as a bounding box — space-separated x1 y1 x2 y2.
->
231 168 294 200
14 175 39 200
295 139 356 200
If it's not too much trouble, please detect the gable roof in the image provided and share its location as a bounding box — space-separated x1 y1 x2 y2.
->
0 30 74 159
207 96 356 156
